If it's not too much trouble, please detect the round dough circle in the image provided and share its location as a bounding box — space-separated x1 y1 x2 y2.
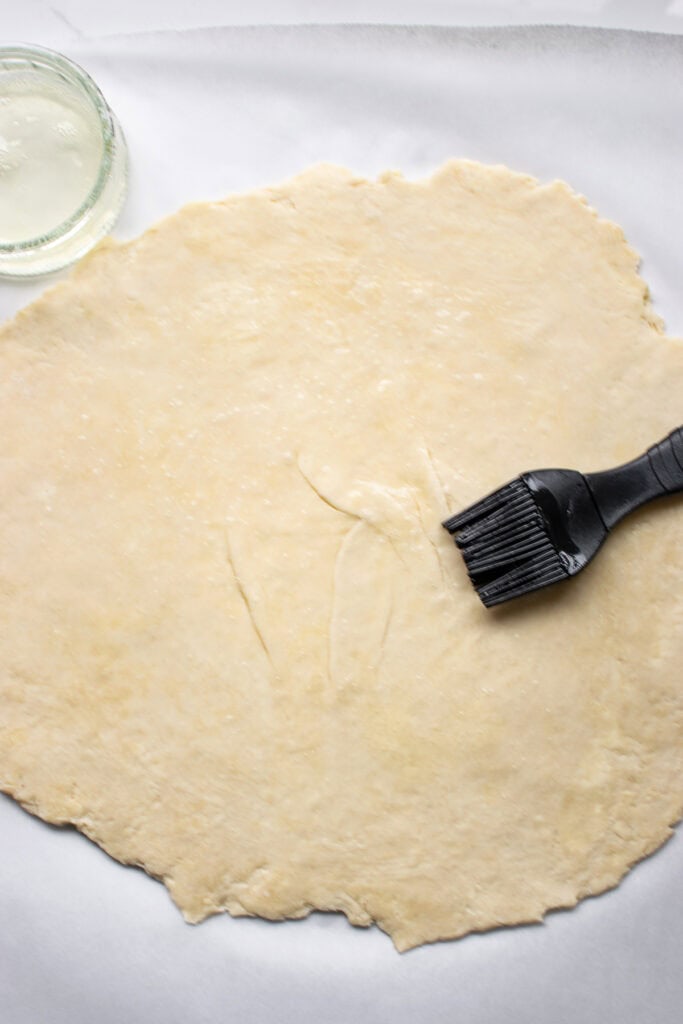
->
1 162 682 950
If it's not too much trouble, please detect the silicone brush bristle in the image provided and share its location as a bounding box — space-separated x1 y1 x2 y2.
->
443 479 568 607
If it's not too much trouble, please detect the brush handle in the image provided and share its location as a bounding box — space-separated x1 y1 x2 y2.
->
585 426 683 530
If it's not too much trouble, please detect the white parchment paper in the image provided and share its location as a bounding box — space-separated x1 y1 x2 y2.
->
1 24 682 1024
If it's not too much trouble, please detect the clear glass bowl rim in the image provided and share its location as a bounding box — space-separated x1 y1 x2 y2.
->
0 43 118 253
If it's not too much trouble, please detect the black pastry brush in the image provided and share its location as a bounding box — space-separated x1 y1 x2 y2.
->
443 427 683 608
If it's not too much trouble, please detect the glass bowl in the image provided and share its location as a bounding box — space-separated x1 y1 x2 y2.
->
0 44 128 277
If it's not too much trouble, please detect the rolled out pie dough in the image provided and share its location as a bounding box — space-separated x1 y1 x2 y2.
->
1 162 682 951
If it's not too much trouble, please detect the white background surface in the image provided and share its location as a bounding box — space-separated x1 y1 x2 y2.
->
1 5 683 1024
4 0 683 40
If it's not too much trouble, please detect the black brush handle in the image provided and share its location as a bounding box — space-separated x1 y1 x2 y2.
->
585 426 683 530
